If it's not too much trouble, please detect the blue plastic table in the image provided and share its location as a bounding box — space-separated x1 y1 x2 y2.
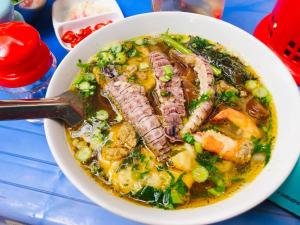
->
0 1 299 225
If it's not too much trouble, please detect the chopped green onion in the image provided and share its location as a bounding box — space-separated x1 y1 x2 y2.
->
110 43 122 53
160 90 171 97
192 166 209 183
183 133 195 144
135 38 144 45
75 147 92 162
115 113 123 122
72 74 84 85
212 65 222 76
76 59 89 70
159 74 172 82
148 38 157 45
208 188 221 196
253 87 268 98
96 110 109 121
231 177 244 183
114 52 127 64
163 65 173 76
194 142 203 154
180 35 191 44
171 189 184 204
245 80 258 91
139 62 149 71
128 75 137 83
78 81 91 90
161 33 192 54
99 52 115 62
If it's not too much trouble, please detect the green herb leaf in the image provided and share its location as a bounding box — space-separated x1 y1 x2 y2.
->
215 91 239 106
183 133 195 144
188 93 211 112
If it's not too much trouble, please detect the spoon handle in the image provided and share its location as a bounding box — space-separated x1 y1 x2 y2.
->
0 98 67 120
0 92 84 127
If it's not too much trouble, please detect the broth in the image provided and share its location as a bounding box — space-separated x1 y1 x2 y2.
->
66 33 276 209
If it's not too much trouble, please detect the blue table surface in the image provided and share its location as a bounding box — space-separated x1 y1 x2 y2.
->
0 1 299 225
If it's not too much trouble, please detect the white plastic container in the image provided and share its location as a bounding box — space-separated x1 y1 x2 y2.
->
52 0 124 51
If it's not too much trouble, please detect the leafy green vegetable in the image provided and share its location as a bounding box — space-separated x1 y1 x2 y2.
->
252 137 273 164
131 172 188 209
196 152 220 175
215 91 239 106
117 139 143 172
131 186 173 209
183 133 195 144
196 151 225 195
189 36 252 88
173 173 188 195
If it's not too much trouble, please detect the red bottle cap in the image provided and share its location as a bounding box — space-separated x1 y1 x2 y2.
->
0 22 53 88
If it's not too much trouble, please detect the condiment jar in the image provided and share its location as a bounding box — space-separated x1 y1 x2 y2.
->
0 22 56 99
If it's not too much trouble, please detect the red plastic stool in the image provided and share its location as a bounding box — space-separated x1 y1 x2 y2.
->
254 0 300 84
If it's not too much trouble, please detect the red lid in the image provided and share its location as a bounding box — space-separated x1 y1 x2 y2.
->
254 0 300 85
0 22 53 88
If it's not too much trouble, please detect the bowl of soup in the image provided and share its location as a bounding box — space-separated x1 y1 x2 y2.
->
44 12 300 225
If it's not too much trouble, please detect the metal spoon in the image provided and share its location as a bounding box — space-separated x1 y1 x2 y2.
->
0 91 85 127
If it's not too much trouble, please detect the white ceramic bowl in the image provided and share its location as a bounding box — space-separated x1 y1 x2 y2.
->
45 12 300 225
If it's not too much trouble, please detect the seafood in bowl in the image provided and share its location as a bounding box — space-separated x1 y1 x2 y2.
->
66 32 277 209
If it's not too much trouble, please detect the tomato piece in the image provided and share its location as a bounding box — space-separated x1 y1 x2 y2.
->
61 30 76 43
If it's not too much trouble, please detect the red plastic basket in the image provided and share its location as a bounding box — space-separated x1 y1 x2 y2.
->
254 0 300 84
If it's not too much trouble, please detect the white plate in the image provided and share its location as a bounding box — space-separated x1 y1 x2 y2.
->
52 0 124 51
45 12 300 225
